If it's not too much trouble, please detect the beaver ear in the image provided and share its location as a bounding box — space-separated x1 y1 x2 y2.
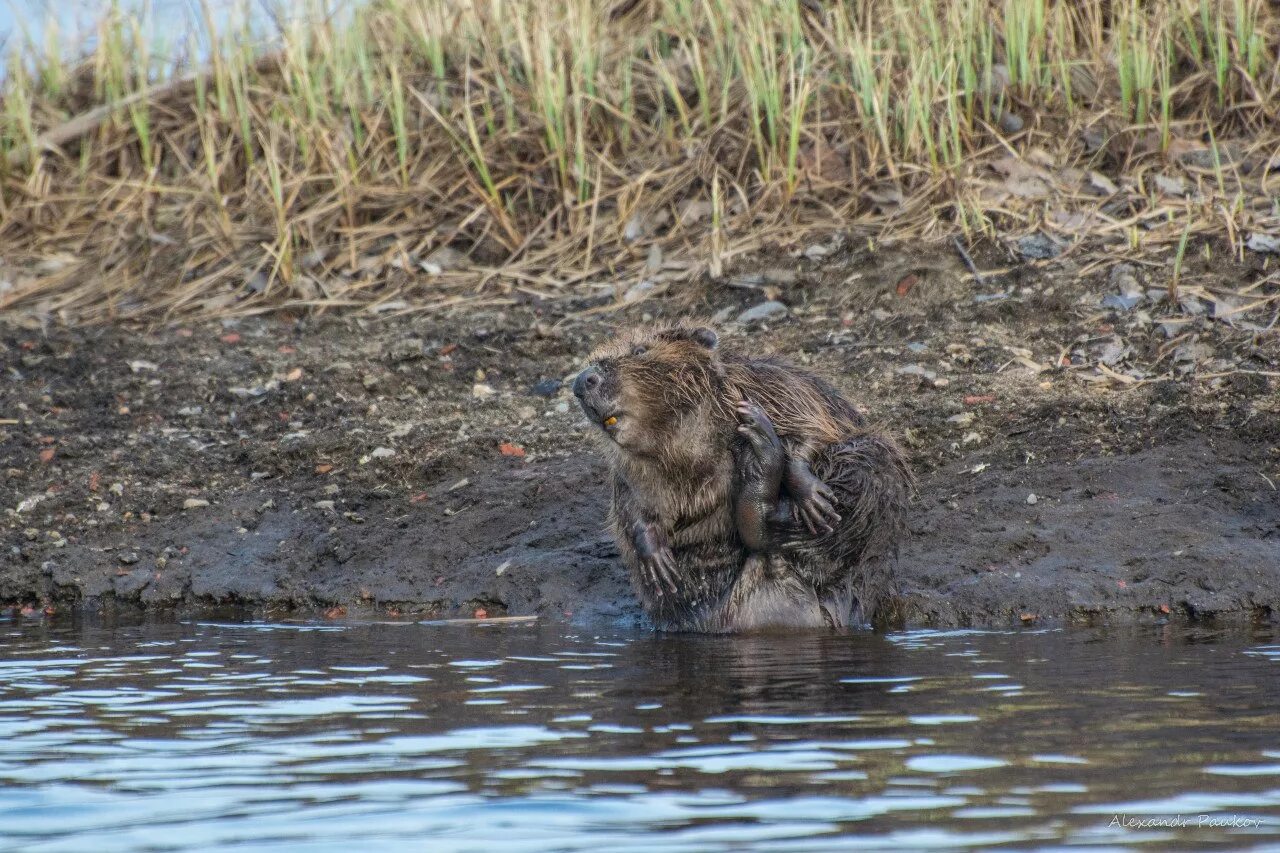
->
687 327 718 350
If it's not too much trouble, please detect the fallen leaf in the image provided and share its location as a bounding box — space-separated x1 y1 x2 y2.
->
314 464 334 475
88 472 100 492
1019 612 1038 623
473 607 489 619
1158 603 1171 614
964 394 996 405
409 492 430 503
38 448 55 464
323 606 347 619
895 273 919 297
284 367 303 382
220 332 242 344
499 442 526 458
1117 580 1127 589
439 343 458 356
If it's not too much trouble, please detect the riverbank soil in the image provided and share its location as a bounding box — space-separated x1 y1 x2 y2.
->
4 240 1279 627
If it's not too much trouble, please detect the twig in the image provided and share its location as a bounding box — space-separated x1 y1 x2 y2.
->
952 236 985 286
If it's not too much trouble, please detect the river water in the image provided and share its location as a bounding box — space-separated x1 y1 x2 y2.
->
1 618 1279 851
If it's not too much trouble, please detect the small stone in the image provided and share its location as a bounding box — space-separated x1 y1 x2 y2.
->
531 378 562 397
472 383 496 399
1245 233 1280 254
998 110 1024 133
897 364 937 382
623 280 656 303
118 552 139 565
1026 493 1039 505
314 500 336 510
183 498 209 510
736 301 789 324
1015 233 1061 260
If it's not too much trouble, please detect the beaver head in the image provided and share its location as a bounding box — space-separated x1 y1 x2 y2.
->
574 324 722 457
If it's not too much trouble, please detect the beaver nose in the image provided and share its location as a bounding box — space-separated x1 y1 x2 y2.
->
573 366 601 399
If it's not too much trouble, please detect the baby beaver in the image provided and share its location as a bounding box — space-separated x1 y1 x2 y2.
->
574 322 911 632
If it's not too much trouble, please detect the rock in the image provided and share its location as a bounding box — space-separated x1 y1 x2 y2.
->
1026 493 1039 505
386 338 425 363
1096 337 1129 366
998 110 1024 133
1101 294 1143 311
419 246 466 273
183 498 210 510
314 500 336 510
1246 233 1280 254
118 552 140 565
1086 171 1118 195
736 301 789 324
1153 174 1187 196
897 364 938 382
645 244 663 274
1016 233 1061 260
531 378 562 397
623 280 656 303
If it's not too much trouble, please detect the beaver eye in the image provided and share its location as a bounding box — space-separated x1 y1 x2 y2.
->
630 344 648 357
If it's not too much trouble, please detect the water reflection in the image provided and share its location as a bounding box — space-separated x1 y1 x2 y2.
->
0 618 1277 850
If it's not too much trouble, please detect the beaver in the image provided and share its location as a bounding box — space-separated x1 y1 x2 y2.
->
573 322 911 632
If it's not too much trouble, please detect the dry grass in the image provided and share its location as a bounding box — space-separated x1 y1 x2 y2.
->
1 0 1278 324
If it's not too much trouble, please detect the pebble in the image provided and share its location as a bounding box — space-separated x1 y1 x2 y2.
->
369 447 396 459
1016 233 1061 260
472 383 496 399
1027 493 1039 505
118 552 139 565
183 498 209 510
531 378 561 397
736 301 789 324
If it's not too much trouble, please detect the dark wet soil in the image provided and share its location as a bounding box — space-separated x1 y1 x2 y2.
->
4 240 1279 627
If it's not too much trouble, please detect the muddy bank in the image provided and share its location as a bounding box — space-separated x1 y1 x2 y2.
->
4 242 1279 626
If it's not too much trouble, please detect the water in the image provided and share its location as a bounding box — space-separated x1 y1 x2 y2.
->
1 619 1280 851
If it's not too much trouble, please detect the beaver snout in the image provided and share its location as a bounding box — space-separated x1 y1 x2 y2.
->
573 365 602 399
573 364 621 430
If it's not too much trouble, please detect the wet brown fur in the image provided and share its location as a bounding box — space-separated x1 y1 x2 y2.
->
584 322 912 633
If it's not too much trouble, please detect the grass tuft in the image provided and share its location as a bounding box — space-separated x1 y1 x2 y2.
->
1 0 1278 322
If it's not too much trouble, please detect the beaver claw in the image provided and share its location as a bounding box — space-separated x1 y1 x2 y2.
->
735 399 782 461
632 521 679 594
791 477 841 536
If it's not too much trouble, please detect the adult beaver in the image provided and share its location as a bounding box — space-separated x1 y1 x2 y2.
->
573 322 911 632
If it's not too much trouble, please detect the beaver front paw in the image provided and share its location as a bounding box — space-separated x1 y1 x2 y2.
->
735 399 782 462
789 473 841 536
631 521 679 595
